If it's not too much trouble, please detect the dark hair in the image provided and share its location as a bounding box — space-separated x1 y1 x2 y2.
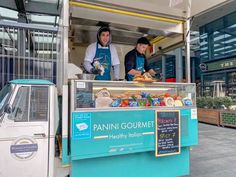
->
137 37 150 45
98 26 110 37
97 26 111 46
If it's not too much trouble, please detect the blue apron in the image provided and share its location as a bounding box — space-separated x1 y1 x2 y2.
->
127 53 145 81
94 42 112 80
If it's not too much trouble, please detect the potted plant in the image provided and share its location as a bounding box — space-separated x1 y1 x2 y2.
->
197 97 233 126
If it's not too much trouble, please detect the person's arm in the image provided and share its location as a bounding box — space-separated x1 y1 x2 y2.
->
110 45 120 79
128 69 141 76
83 43 96 73
83 61 93 73
113 64 120 80
110 45 120 66
125 50 141 76
144 58 151 72
144 58 156 76
148 69 156 76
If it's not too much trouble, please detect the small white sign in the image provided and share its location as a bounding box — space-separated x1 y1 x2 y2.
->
11 136 38 161
76 82 86 89
191 109 197 119
187 93 192 100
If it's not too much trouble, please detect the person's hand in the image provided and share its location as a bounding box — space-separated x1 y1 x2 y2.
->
90 68 101 75
128 69 142 76
148 69 156 76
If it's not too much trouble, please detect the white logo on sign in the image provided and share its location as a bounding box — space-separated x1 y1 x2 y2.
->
76 123 88 131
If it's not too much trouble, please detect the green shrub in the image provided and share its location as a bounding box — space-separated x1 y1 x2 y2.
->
196 97 206 108
220 97 233 109
197 96 233 109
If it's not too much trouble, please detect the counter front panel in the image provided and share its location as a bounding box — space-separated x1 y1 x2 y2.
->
71 108 198 160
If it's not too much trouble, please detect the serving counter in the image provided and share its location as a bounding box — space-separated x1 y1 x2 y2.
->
63 80 198 177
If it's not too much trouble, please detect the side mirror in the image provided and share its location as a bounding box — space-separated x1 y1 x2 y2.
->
4 104 12 114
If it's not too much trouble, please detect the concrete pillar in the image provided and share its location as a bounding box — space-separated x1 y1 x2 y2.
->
175 48 183 82
184 19 191 83
208 34 214 60
191 57 196 82
57 0 69 94
162 55 166 82
17 13 26 57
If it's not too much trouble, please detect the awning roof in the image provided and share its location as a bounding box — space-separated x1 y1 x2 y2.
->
0 0 62 26
89 0 232 19
70 0 232 36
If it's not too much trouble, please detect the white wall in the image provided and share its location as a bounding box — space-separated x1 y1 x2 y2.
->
69 43 87 67
113 44 134 79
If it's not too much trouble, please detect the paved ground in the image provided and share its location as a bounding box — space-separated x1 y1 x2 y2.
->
54 158 69 177
184 123 236 177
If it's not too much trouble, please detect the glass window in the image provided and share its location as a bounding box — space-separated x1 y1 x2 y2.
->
225 12 236 28
9 87 29 122
202 86 213 97
74 80 196 109
223 15 236 57
200 26 209 61
0 84 12 116
228 72 236 84
165 56 176 78
29 86 48 121
227 72 236 99
203 73 225 86
148 57 162 79
200 11 236 61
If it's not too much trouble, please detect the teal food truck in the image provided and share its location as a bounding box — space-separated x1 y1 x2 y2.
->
2 0 221 176
0 79 198 177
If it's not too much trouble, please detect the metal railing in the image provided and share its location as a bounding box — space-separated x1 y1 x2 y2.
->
0 21 59 89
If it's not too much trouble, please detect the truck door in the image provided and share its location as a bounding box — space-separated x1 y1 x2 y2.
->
0 85 50 177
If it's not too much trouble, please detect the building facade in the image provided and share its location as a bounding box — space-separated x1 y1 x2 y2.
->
200 11 236 98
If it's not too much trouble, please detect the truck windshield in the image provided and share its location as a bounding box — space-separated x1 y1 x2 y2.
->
0 84 12 116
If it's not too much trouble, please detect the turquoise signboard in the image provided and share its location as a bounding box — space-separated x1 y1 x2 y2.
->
71 110 155 160
71 109 198 160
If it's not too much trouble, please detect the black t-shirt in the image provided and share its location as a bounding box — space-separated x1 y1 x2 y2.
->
124 48 151 80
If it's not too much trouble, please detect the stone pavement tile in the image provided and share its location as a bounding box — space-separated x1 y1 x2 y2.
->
183 123 236 177
185 169 236 177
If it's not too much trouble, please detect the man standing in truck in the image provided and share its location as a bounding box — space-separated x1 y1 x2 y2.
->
83 26 120 80
124 37 156 81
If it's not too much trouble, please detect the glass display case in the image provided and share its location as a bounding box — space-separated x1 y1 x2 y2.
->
70 80 196 110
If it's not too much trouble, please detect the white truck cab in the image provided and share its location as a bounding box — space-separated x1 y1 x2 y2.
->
0 79 59 177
